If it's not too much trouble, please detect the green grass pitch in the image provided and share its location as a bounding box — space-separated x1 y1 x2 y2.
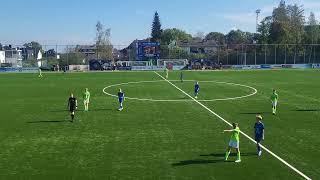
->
0 69 319 180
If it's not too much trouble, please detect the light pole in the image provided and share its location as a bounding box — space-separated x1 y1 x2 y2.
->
255 9 261 33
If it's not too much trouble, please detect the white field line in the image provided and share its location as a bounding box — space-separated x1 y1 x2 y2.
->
154 71 311 180
102 80 257 102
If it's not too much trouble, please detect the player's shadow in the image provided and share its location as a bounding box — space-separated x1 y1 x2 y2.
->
172 152 256 166
240 112 269 115
87 108 113 112
293 109 319 112
49 109 69 112
49 108 113 112
27 120 67 123
172 159 229 166
199 152 256 157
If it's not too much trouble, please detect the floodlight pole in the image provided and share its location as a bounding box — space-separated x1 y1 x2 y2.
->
256 9 261 33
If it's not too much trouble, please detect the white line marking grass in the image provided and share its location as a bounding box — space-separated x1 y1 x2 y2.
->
103 80 257 102
154 71 311 180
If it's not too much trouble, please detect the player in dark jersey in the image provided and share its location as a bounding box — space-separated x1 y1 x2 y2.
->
67 93 78 122
118 88 125 111
254 114 265 156
194 81 200 99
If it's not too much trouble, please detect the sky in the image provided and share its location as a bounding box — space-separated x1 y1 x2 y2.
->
1 0 320 47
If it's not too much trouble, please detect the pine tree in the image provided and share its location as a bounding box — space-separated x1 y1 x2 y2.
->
151 11 162 42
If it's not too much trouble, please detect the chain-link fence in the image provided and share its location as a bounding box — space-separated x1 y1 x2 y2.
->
1 44 320 68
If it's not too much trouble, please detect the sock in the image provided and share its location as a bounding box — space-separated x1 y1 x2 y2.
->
71 114 74 120
237 151 241 160
257 144 261 152
225 151 230 160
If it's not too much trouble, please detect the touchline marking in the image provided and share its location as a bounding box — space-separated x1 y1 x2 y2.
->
103 80 257 102
154 71 311 180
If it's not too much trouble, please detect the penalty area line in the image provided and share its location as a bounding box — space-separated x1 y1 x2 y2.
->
153 71 311 180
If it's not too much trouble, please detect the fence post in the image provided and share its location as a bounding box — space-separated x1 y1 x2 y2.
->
303 45 306 63
264 44 267 64
226 45 229 65
66 45 69 69
284 45 286 64
274 44 277 64
254 45 257 65
314 45 316 63
217 45 220 63
237 47 239 65
293 44 297 64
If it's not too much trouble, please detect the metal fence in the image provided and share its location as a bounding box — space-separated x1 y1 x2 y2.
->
1 44 320 68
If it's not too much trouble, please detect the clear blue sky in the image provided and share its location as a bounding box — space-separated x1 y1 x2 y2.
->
1 0 319 47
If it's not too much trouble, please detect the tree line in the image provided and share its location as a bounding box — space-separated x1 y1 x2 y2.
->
150 1 320 62
151 0 320 46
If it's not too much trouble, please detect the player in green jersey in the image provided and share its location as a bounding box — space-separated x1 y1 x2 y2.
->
38 68 43 78
271 89 278 115
224 123 241 163
83 88 91 111
180 71 184 82
165 67 169 79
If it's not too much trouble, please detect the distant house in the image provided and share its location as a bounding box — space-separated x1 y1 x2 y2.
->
43 49 56 57
0 51 5 64
0 46 23 67
176 39 218 54
21 48 41 60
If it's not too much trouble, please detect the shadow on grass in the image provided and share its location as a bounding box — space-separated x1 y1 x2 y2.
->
240 112 269 115
27 120 68 123
49 109 69 112
87 108 113 112
172 159 231 166
172 152 257 166
49 108 113 112
293 109 319 112
200 152 257 157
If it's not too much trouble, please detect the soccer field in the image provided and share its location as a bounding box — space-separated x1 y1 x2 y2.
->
0 69 319 180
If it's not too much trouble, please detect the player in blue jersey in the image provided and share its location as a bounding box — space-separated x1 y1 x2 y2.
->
118 88 125 111
254 114 265 156
194 82 200 99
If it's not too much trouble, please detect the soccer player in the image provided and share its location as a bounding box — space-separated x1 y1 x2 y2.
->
271 89 278 115
67 93 78 122
118 88 125 111
224 123 241 163
83 88 90 111
254 114 265 156
38 68 43 78
165 67 169 79
194 81 200 99
180 71 184 82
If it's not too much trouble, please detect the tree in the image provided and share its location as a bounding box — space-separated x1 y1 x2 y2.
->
151 11 162 42
225 29 252 44
287 4 305 44
95 21 113 60
205 32 225 45
58 47 87 66
194 31 205 40
268 0 291 44
258 16 272 44
161 28 192 45
23 41 42 50
305 12 319 44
